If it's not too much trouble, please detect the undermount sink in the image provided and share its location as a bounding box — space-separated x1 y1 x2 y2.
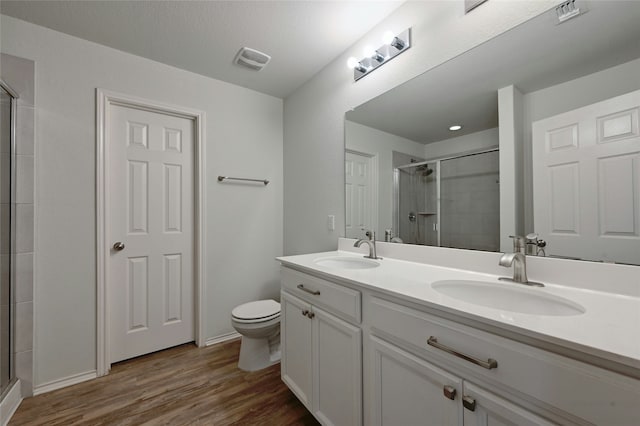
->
431 280 585 316
314 256 380 270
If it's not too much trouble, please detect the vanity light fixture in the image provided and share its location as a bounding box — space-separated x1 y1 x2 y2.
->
555 0 585 23
449 125 463 131
347 28 411 81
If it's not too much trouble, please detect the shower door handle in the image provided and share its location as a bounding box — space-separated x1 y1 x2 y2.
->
112 242 125 251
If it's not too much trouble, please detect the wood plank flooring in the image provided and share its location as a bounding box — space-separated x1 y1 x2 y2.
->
10 339 319 425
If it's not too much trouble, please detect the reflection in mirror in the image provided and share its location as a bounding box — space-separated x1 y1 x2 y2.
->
345 0 640 264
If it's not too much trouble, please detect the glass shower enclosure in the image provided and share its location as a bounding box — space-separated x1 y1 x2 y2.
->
0 82 16 398
394 149 500 251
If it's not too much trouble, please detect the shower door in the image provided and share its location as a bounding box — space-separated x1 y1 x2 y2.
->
439 150 500 251
0 86 14 396
395 161 439 246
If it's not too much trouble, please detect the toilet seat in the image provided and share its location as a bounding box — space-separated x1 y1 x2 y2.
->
232 300 281 323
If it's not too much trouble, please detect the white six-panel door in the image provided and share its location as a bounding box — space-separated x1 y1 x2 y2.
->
532 90 640 264
345 150 375 239
108 104 195 363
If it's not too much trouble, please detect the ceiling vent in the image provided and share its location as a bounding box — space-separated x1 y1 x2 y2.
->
234 47 271 71
555 0 584 23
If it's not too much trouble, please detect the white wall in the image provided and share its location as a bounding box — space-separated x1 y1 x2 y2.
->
1 15 283 388
345 120 424 237
522 58 640 232
424 127 498 159
283 0 558 255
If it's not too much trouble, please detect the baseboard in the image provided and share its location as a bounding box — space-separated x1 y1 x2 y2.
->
205 331 241 346
1 380 22 426
33 370 97 396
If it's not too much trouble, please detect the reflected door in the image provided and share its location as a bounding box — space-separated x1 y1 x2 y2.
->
108 104 195 363
345 151 375 239
532 90 640 264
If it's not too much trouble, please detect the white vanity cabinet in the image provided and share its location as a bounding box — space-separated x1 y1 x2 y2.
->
279 264 640 426
280 268 362 426
369 335 553 426
369 335 463 425
461 382 555 426
369 296 640 426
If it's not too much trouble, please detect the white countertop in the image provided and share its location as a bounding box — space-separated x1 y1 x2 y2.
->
277 250 640 374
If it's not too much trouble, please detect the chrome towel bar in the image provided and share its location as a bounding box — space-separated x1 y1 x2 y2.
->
217 176 269 185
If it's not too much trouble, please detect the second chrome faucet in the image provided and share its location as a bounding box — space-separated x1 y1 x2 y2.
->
499 237 544 287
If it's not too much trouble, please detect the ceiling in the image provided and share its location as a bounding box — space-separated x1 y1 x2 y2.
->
0 0 404 98
346 0 640 144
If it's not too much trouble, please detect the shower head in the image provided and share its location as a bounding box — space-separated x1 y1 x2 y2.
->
416 165 433 176
399 163 434 176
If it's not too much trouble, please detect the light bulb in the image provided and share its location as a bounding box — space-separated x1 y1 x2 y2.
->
449 125 463 131
382 30 396 45
363 45 376 57
347 57 359 69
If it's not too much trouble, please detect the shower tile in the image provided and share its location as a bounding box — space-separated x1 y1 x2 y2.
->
16 350 33 397
0 255 8 303
15 253 33 303
0 54 35 107
16 106 35 156
0 99 9 154
16 155 34 204
16 204 34 253
0 154 10 204
0 204 10 255
15 301 33 352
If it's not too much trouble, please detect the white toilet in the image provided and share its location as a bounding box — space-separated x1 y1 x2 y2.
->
231 299 281 371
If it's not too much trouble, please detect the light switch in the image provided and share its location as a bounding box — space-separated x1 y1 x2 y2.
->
327 215 335 231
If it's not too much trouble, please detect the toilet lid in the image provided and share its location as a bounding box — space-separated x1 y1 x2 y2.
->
232 299 281 320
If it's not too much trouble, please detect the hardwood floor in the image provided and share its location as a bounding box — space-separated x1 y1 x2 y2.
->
10 339 319 425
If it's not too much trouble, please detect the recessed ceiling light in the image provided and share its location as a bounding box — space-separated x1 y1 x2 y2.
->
449 125 463 131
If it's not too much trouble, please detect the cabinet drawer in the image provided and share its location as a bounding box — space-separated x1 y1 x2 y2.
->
282 267 361 323
370 296 640 425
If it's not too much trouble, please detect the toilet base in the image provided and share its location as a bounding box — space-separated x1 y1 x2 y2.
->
237 335 281 372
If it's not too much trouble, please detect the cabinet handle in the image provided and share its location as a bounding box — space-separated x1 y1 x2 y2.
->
462 396 476 412
297 284 321 296
307 311 315 319
443 385 456 400
427 336 498 370
301 309 309 317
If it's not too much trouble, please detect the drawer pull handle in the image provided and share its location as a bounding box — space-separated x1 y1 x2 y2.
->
443 385 456 400
297 284 320 296
427 336 498 370
301 309 309 317
462 396 476 412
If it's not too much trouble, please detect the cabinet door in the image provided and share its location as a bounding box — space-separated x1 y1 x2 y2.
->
281 291 313 409
369 336 463 426
313 307 362 426
462 382 555 426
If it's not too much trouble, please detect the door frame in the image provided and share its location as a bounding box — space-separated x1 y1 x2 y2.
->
96 89 206 376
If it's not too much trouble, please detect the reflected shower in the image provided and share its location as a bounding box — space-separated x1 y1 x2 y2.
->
400 161 434 177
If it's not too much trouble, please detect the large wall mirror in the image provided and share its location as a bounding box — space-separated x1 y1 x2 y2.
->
345 1 640 265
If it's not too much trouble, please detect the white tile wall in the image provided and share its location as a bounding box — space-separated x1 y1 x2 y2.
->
15 204 34 254
16 156 34 204
1 52 35 397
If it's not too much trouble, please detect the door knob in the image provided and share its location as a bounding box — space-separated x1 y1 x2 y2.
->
112 242 125 251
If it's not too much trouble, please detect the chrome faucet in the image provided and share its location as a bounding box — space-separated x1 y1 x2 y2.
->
498 252 544 287
354 231 381 260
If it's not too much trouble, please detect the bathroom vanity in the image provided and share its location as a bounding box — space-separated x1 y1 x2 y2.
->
278 242 640 426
